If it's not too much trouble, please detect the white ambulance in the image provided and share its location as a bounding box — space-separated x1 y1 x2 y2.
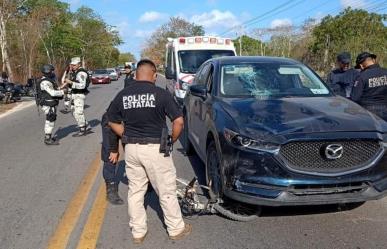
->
164 36 236 103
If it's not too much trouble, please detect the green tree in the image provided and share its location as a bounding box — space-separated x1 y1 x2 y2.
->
141 17 204 65
118 52 136 65
309 8 387 73
2 1 123 81
71 6 122 69
233 35 264 56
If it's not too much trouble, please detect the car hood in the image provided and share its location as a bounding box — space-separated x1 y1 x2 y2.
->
219 96 387 138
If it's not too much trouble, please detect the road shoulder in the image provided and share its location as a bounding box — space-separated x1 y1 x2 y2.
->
0 100 35 119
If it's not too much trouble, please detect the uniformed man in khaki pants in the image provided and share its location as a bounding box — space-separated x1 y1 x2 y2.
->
107 59 191 244
63 57 90 136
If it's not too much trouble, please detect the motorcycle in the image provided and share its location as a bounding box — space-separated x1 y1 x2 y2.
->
19 78 36 97
0 88 4 102
0 82 22 104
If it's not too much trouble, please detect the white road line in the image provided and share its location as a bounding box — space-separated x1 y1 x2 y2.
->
0 101 35 120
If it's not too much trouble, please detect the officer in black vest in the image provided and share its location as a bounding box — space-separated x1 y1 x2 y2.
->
63 57 90 136
107 59 191 244
326 52 359 97
124 64 136 88
351 52 387 121
39 64 64 145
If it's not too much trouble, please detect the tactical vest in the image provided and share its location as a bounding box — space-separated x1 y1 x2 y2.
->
39 77 60 107
71 68 90 94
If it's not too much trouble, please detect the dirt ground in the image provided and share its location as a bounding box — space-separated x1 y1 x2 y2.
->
0 103 17 114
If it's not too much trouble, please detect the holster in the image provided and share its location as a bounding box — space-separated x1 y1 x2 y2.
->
159 128 173 157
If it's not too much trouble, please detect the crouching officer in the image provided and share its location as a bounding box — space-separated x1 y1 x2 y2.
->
107 59 191 244
39 64 64 145
351 52 387 121
101 105 124 205
63 57 90 136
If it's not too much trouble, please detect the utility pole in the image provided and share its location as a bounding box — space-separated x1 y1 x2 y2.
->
323 34 330 69
236 32 242 56
239 35 242 56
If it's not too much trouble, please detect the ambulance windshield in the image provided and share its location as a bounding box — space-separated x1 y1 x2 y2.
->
178 50 235 74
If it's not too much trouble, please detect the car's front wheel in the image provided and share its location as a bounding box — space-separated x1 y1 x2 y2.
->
206 140 261 222
206 141 223 201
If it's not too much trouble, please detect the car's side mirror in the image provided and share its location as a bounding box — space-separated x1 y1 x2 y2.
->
190 85 207 99
165 66 176 80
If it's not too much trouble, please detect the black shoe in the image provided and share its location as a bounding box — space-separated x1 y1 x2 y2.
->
106 182 124 205
72 125 92 137
59 109 71 114
44 135 59 145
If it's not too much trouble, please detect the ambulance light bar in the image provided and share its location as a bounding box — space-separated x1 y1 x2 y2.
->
177 37 232 45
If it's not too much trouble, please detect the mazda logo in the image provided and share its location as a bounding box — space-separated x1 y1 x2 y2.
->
324 144 344 160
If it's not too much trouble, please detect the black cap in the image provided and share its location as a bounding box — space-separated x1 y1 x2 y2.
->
356 52 377 65
337 52 351 64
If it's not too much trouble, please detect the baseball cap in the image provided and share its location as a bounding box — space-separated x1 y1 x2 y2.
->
70 57 81 65
356 52 377 65
337 52 351 64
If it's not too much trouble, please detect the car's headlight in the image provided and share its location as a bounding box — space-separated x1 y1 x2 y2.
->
223 128 279 153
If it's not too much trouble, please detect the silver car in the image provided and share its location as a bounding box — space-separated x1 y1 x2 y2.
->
107 68 118 81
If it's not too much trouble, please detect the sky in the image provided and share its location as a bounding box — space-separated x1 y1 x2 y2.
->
63 0 387 59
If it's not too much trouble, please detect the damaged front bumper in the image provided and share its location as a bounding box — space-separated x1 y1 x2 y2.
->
221 145 387 206
225 178 387 206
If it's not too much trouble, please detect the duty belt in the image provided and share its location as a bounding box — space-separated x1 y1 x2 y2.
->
122 136 160 144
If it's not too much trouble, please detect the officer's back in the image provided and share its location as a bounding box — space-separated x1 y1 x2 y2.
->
107 59 189 242
108 60 180 139
351 52 387 120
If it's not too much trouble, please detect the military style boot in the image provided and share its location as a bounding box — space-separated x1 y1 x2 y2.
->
106 182 124 205
44 134 59 145
73 125 91 137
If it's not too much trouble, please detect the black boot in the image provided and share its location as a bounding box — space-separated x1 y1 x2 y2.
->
44 134 59 145
73 125 92 137
106 182 124 205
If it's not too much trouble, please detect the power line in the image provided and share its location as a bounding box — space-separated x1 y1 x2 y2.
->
241 0 305 29
219 0 296 36
367 0 387 11
292 0 338 21
320 0 384 17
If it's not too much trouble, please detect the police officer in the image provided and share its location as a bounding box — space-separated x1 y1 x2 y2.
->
39 64 64 145
63 57 90 136
124 64 136 88
101 104 124 205
351 52 387 121
107 59 191 244
326 52 359 97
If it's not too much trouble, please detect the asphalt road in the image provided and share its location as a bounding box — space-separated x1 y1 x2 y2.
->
1 76 387 249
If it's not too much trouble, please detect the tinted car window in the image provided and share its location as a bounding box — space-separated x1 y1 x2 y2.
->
94 69 108 74
196 64 211 86
206 65 214 93
220 63 330 98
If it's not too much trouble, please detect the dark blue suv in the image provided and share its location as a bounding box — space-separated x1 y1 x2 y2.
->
183 56 387 206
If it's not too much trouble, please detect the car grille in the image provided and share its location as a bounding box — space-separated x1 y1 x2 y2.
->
279 140 382 175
